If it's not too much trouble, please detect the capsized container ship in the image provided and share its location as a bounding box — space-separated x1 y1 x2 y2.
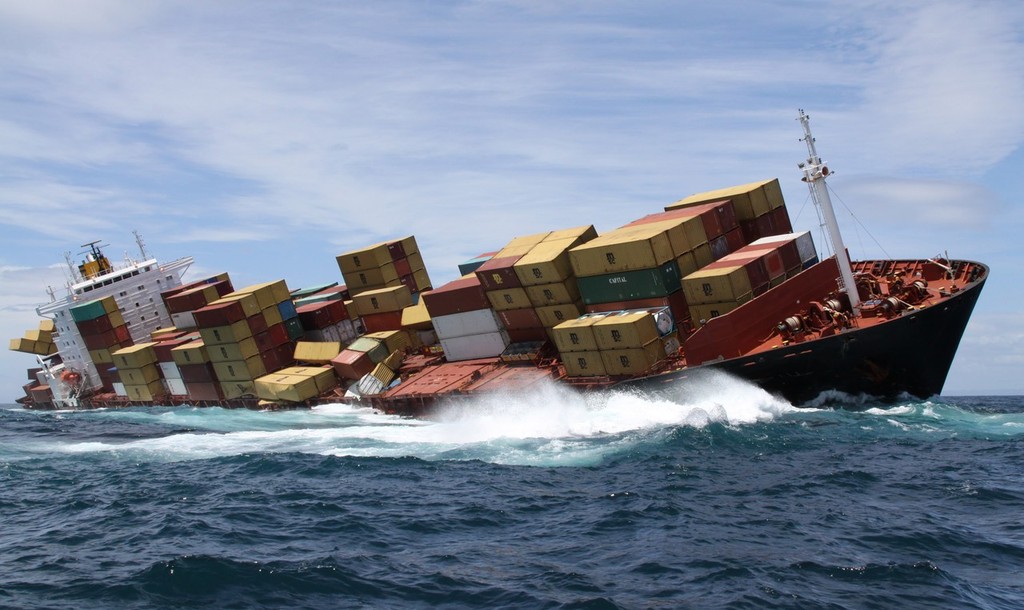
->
9 112 988 412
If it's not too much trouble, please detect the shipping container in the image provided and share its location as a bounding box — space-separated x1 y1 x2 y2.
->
112 343 158 369
440 330 511 361
475 256 524 291
497 307 543 330
432 308 504 341
562 351 607 377
118 364 161 386
665 178 782 221
551 315 605 353
364 330 412 355
331 349 375 380
457 252 497 276
486 287 532 312
535 302 584 328
542 225 598 243
513 238 580 287
422 276 490 317
352 284 413 316
524 280 581 307
682 265 754 306
124 379 166 402
591 311 661 350
576 259 682 305
569 225 675 276
207 338 260 363
600 339 666 376
199 320 252 346
171 340 210 366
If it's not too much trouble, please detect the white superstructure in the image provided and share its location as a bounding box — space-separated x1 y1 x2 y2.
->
34 237 193 405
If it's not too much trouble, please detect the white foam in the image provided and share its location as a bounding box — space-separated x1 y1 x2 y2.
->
49 371 798 466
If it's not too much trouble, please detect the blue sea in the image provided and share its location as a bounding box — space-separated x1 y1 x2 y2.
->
2 372 1023 609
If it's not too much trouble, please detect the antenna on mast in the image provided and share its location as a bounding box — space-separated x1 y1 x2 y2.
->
134 230 150 260
797 109 861 314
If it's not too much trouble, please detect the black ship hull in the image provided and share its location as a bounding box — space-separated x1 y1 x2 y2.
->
619 265 987 406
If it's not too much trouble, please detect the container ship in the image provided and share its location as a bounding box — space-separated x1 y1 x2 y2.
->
9 112 988 413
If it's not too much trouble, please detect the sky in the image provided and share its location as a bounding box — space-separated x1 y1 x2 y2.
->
2 0 1022 400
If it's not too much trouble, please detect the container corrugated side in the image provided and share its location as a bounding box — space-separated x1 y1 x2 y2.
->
591 311 661 350
576 259 682 305
569 225 675 277
432 308 504 341
440 330 511 361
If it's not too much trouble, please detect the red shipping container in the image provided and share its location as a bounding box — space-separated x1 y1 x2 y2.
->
114 324 132 346
179 363 218 384
83 329 117 351
725 227 746 252
710 235 731 261
629 200 738 241
154 336 194 363
247 312 269 335
362 311 404 333
296 300 346 330
260 348 282 374
474 256 524 292
76 315 114 336
394 257 412 277
771 207 793 234
193 300 246 328
332 349 374 380
398 273 418 294
422 277 490 317
497 308 543 330
387 240 407 261
739 219 760 244
186 381 224 401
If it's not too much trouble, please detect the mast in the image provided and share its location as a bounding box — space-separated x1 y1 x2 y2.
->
797 109 861 313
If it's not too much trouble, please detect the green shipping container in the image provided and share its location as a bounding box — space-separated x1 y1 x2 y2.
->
70 299 110 323
284 317 305 341
576 260 682 305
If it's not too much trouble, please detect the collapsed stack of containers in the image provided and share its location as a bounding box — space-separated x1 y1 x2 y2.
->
507 226 598 345
551 309 678 378
71 296 132 391
112 343 164 402
352 284 413 333
336 236 432 297
567 214 706 330
682 231 817 325
8 320 57 357
292 284 359 344
664 179 791 244
254 341 340 403
149 328 196 398
191 280 300 399
160 274 233 330
420 273 503 361
170 338 219 401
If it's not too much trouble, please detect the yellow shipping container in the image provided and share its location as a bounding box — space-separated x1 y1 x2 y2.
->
592 311 661 351
232 280 289 311
401 298 432 330
495 231 551 258
353 285 413 316
368 362 397 388
665 178 780 221
347 263 399 290
212 356 266 382
364 330 412 355
293 341 342 364
535 302 584 328
207 338 260 363
100 296 118 314
336 242 396 275
8 337 39 354
124 379 165 402
513 238 580 287
412 268 432 291
383 349 405 371
689 301 742 326
676 251 699 277
693 242 713 268
220 380 256 399
213 292 262 317
255 374 319 402
543 225 598 244
525 280 580 308
600 339 666 376
199 320 252 346
551 315 605 354
112 343 158 369
171 340 209 365
39 319 55 333
562 350 607 377
107 309 126 329
118 364 161 385
89 348 113 364
569 225 675 277
683 265 753 306
642 216 707 258
486 287 532 312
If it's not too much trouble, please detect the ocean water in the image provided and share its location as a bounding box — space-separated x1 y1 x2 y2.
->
2 372 1023 609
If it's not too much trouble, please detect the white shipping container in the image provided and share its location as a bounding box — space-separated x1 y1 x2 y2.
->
171 311 197 330
159 361 182 380
113 382 127 397
441 330 511 362
432 308 503 341
165 377 188 396
752 231 817 264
